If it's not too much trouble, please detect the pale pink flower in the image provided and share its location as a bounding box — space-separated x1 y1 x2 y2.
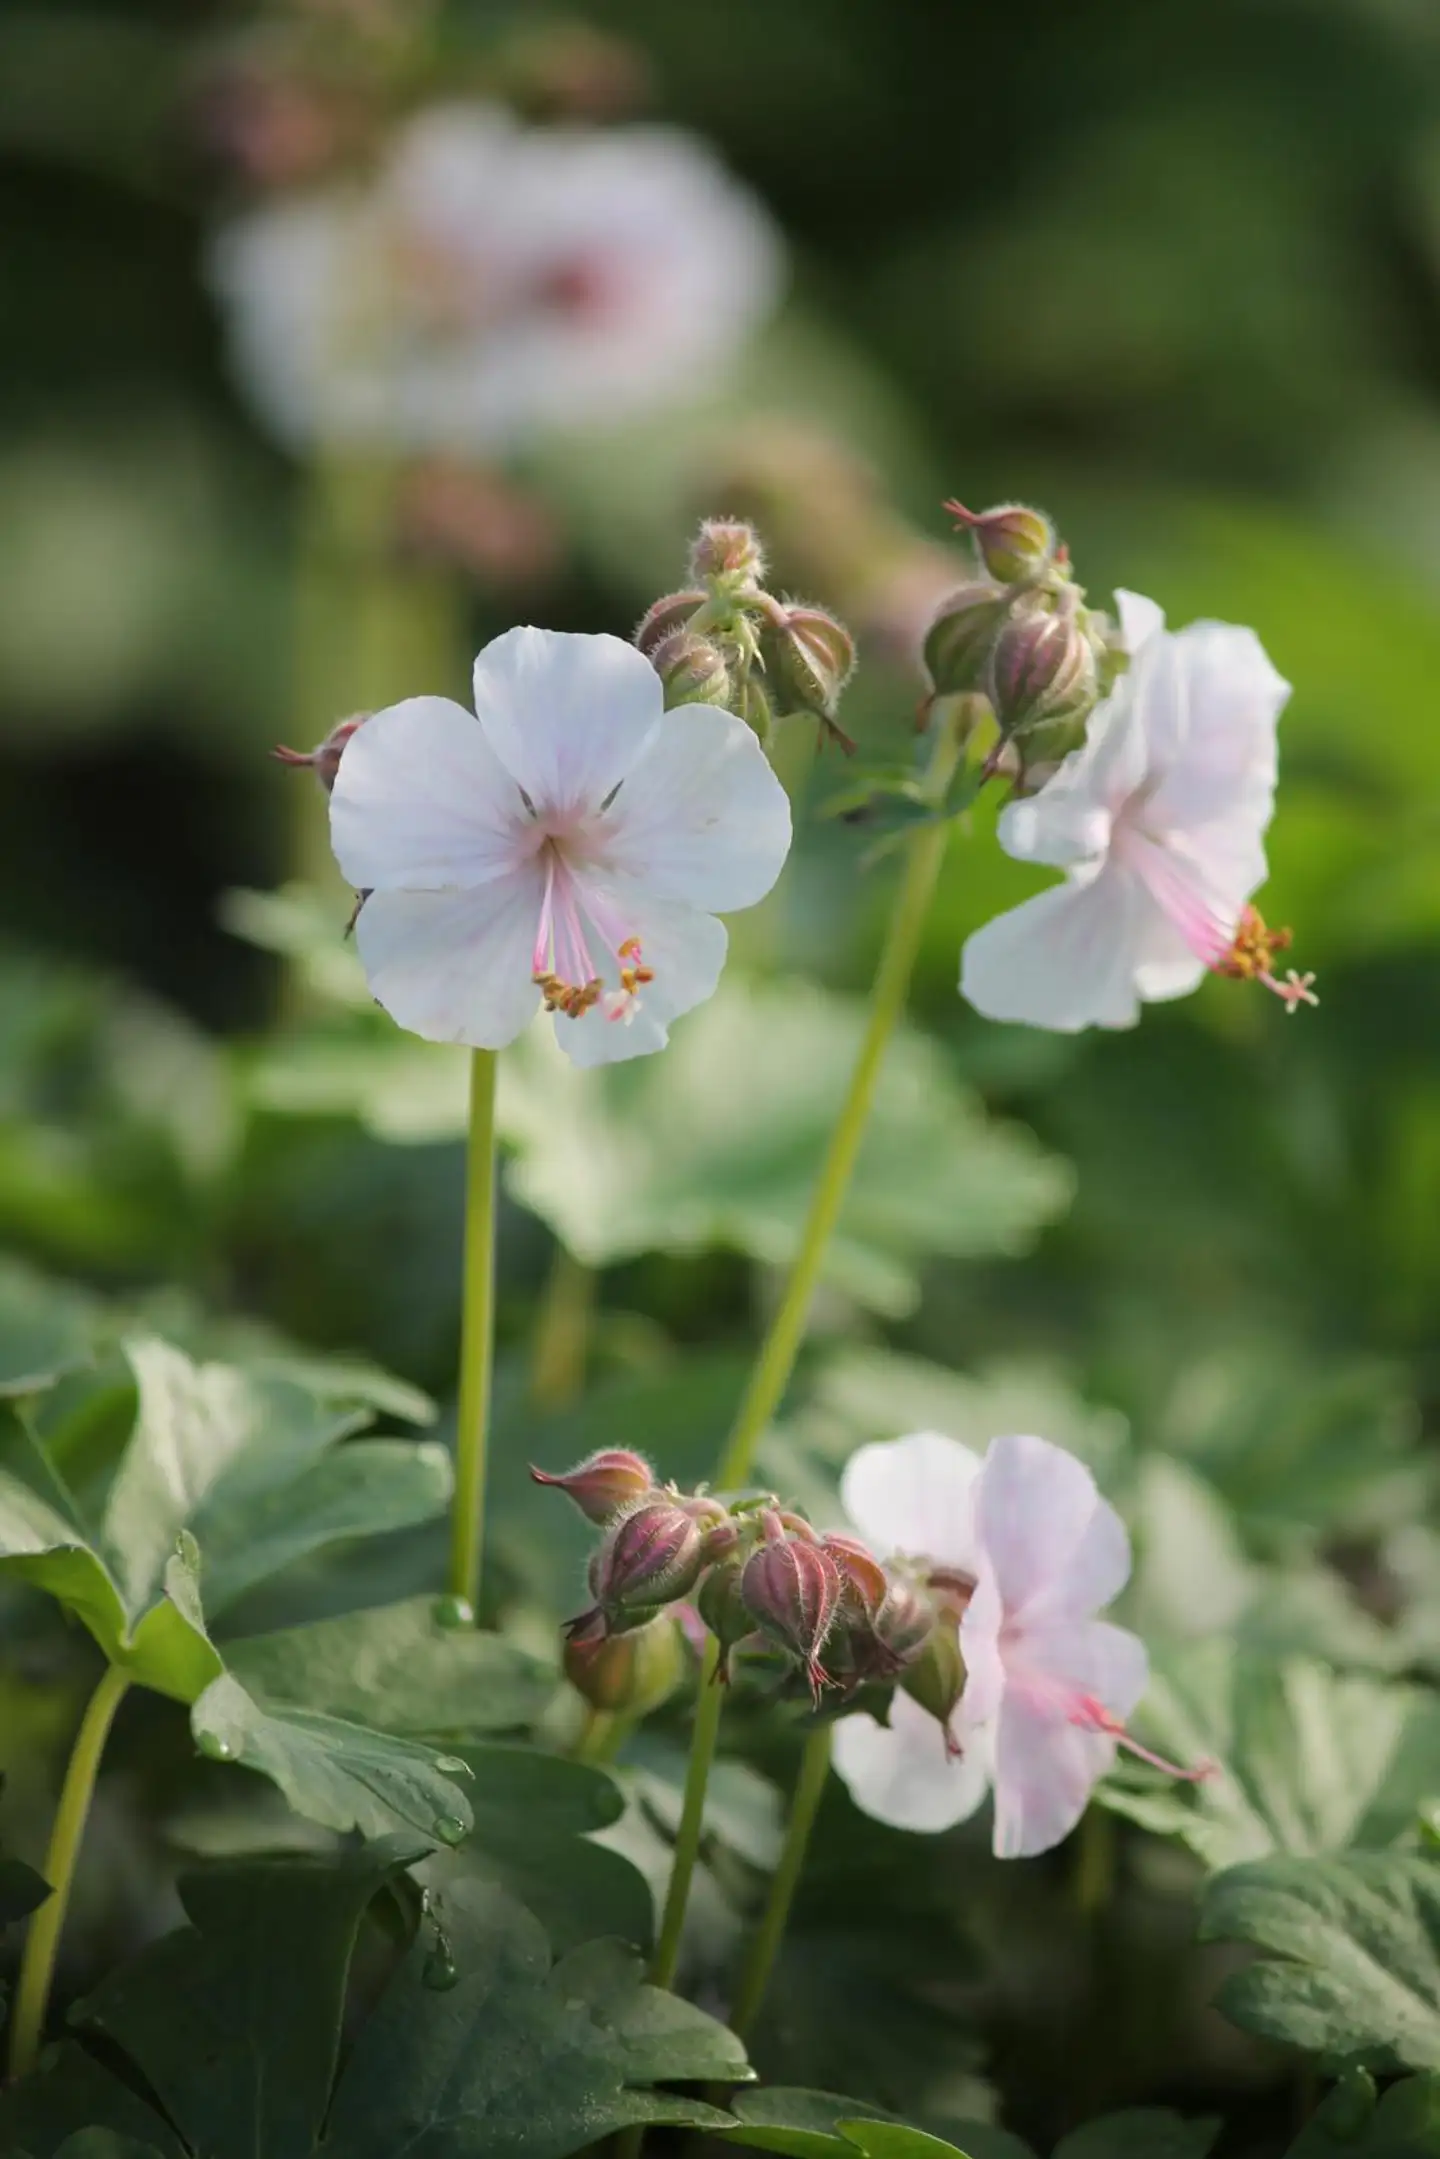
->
961 593 1315 1032
329 626 791 1066
209 102 783 454
834 1428 1202 1857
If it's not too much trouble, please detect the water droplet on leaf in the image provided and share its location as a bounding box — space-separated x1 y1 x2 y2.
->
432 1814 468 1846
432 1595 475 1630
197 1731 236 1762
423 1950 459 1991
433 1755 471 1777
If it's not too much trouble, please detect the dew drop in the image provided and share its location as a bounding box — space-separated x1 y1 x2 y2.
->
432 1814 468 1847
423 1950 460 1992
432 1595 475 1630
433 1755 472 1778
197 1731 236 1762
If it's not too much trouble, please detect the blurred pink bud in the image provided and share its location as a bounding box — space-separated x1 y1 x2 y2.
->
986 606 1096 744
945 499 1055 584
690 519 765 589
530 1448 653 1524
272 713 368 794
564 1612 686 1715
923 581 1012 699
768 603 857 724
398 464 560 587
648 628 732 710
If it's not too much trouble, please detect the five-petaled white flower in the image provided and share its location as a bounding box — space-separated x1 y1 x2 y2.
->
833 1429 1204 1858
961 592 1316 1032
329 626 792 1066
209 101 783 454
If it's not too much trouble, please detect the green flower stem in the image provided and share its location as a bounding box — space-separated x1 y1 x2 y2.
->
448 1047 500 1611
9 1662 130 2081
727 1722 832 2045
529 1246 596 1411
650 1638 726 1991
713 719 965 1490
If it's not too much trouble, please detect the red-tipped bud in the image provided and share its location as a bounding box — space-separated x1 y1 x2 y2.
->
922 582 1013 698
689 519 765 589
822 1534 890 1619
589 1497 705 1622
768 603 857 721
740 1532 843 1706
986 605 1097 744
529 1448 653 1524
635 589 706 658
945 500 1055 584
648 628 732 710
900 1605 967 1750
272 712 368 794
564 1612 687 1716
872 1577 938 1667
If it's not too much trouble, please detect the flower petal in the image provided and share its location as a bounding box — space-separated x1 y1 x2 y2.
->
971 1433 1132 1627
997 698 1147 870
353 872 544 1049
471 627 664 816
601 703 792 912
1137 621 1287 839
329 696 527 892
832 1690 991 1835
839 1431 983 1569
554 884 728 1067
1115 588 1166 656
960 865 1155 1032
989 1689 1115 1858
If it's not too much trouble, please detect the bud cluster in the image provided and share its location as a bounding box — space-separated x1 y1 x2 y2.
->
532 1448 972 1736
635 519 857 755
924 501 1127 788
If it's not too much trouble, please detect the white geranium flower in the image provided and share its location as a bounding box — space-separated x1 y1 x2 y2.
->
961 593 1316 1032
834 1429 1205 1858
209 102 783 453
329 626 791 1067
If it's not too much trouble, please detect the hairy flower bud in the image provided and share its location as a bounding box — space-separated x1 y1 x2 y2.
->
767 603 857 721
986 606 1097 744
530 1448 653 1524
900 1604 967 1751
689 518 765 590
635 589 706 657
923 582 1013 698
272 712 368 793
696 1554 755 1680
946 500 1055 584
740 1518 843 1705
587 1497 705 1626
564 1612 687 1716
648 628 732 709
873 1577 938 1667
822 1533 890 1619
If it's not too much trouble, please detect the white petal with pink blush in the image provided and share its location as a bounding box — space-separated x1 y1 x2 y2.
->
961 594 1316 1033
833 1426 1207 1859
209 102 784 455
330 626 791 1066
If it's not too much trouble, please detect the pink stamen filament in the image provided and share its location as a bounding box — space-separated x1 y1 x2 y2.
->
530 844 652 1022
1071 1693 1214 1782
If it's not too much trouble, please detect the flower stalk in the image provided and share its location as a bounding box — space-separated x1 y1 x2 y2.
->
713 712 966 1490
448 1047 500 1612
727 1722 832 2044
9 1662 130 2081
649 1637 727 1992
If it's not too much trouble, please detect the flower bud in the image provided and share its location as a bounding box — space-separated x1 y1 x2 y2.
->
872 1577 937 1668
689 519 765 590
922 582 1012 698
900 1605 967 1750
565 1612 687 1716
529 1448 653 1525
822 1533 889 1619
648 628 732 710
767 604 857 720
696 1554 755 1680
272 712 368 794
588 1497 706 1624
635 589 706 658
740 1521 843 1706
986 606 1097 744
945 500 1055 584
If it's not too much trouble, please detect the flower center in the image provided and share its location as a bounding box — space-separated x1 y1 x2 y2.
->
1116 827 1318 1015
530 838 654 1026
1212 905 1318 1013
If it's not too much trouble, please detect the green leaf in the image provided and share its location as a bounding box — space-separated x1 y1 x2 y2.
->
1286 2072 1440 2159
721 2087 903 2157
190 1674 474 1844
1101 1646 1440 1870
0 1259 99 1396
0 1853 50 1926
223 1599 552 1733
500 979 1071 1315
1052 2115 1220 2159
1200 1853 1440 2070
839 2127 975 2158
321 1878 746 2157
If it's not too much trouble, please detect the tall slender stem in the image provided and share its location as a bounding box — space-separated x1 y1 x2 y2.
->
650 1639 726 1990
9 1663 130 2081
448 1047 500 1610
727 1723 832 2045
714 723 964 1490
